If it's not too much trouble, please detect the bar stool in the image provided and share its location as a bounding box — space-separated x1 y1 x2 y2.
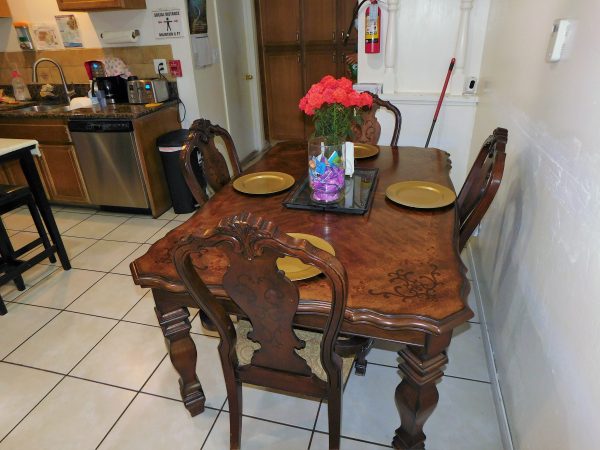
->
0 184 57 315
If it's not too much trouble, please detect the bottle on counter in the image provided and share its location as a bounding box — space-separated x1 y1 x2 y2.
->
11 71 32 101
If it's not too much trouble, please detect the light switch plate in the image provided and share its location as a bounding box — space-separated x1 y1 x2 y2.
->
546 19 570 62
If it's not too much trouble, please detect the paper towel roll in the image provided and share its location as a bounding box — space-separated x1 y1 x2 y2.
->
100 30 140 44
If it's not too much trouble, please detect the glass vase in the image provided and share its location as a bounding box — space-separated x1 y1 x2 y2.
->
307 138 345 203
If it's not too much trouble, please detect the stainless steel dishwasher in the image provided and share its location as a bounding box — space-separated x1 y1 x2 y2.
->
69 120 150 210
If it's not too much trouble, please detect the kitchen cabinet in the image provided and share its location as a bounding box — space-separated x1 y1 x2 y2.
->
38 145 90 203
256 0 359 140
56 0 145 11
0 119 90 205
0 0 11 17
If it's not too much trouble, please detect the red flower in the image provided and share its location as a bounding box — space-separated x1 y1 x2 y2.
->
299 75 372 115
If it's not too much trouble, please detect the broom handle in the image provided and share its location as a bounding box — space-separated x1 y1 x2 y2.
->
425 57 456 147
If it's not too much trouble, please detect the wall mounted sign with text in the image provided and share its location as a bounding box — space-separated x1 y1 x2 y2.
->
153 9 184 39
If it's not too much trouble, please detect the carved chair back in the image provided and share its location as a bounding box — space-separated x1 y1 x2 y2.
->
173 212 347 449
180 119 242 206
352 93 402 146
457 127 508 250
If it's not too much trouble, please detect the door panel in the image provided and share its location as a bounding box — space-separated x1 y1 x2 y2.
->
303 48 338 138
303 0 336 44
38 145 90 204
264 52 304 140
258 0 300 44
338 0 359 44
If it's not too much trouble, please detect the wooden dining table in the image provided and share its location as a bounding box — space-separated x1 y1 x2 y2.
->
130 141 472 450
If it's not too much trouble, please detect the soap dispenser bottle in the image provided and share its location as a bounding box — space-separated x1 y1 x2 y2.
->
11 70 32 101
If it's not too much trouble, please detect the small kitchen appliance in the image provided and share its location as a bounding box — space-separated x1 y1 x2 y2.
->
127 79 169 104
94 75 129 104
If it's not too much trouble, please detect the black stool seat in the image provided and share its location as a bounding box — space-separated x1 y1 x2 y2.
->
0 183 58 315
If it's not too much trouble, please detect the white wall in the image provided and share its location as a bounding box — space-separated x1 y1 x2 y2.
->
471 0 600 449
358 0 490 93
355 0 491 189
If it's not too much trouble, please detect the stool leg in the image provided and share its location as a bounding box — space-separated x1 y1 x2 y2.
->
0 296 7 315
27 198 57 264
0 219 25 291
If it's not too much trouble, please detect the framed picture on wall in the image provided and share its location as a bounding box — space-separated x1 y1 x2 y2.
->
187 0 207 35
31 23 63 50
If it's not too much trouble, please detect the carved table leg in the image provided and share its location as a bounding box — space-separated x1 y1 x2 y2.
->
153 289 206 416
393 332 452 450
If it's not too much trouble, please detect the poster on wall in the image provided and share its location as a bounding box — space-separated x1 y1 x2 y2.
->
152 8 184 39
30 23 63 50
187 0 207 35
55 15 83 48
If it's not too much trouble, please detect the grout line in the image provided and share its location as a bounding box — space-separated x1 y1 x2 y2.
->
200 408 224 449
311 429 393 448
307 400 323 449
443 374 491 385
0 373 67 444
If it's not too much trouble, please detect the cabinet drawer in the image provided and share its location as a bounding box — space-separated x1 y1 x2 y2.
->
0 123 70 144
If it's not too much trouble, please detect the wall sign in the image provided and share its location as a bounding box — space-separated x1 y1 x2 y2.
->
152 9 184 39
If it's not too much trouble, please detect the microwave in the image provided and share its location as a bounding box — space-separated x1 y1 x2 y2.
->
127 79 169 104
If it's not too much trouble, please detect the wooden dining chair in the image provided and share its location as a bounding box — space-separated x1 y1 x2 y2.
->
352 93 402 146
457 127 508 250
173 212 348 450
180 118 242 207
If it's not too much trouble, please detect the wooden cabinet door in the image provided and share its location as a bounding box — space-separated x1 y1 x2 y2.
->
0 0 11 17
303 0 336 44
0 158 52 200
303 48 338 138
57 0 145 11
38 145 90 204
257 0 300 44
263 52 305 140
338 0 358 45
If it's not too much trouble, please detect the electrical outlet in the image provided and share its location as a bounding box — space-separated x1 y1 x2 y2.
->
153 59 167 75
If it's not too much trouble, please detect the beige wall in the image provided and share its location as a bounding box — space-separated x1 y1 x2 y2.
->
471 0 600 449
0 45 172 84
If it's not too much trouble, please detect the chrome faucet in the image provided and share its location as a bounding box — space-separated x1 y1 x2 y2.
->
32 58 76 102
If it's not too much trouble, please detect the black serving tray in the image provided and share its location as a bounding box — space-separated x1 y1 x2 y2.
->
282 168 379 215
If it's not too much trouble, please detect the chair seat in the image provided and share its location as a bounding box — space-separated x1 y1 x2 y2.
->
236 320 354 382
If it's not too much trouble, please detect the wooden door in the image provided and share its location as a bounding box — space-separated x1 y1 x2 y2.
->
303 0 336 44
56 0 145 11
1 158 52 199
257 0 300 44
38 145 90 204
338 0 358 45
303 48 338 139
263 51 304 140
0 0 11 17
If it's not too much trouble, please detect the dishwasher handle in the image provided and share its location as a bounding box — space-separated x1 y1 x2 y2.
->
68 120 134 133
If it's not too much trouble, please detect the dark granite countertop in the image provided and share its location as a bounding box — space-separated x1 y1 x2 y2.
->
0 100 179 121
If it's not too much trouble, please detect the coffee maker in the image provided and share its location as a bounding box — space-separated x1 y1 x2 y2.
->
84 60 129 104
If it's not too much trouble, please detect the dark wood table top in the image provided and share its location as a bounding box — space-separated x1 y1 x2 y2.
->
131 141 472 337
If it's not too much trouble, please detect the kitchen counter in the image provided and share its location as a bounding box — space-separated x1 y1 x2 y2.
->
0 100 179 120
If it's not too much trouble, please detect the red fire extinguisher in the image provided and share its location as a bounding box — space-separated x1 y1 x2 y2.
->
365 0 381 54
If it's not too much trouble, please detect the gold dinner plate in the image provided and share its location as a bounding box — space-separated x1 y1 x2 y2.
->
233 172 295 195
354 143 380 159
385 181 456 209
276 233 335 281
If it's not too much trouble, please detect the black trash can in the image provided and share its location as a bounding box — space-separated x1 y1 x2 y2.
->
157 129 198 214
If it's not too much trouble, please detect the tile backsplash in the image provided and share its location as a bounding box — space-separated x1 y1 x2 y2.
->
0 45 173 85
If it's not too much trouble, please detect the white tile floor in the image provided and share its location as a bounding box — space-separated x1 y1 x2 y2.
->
0 206 505 450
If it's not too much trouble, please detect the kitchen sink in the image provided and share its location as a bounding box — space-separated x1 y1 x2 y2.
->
13 104 71 113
